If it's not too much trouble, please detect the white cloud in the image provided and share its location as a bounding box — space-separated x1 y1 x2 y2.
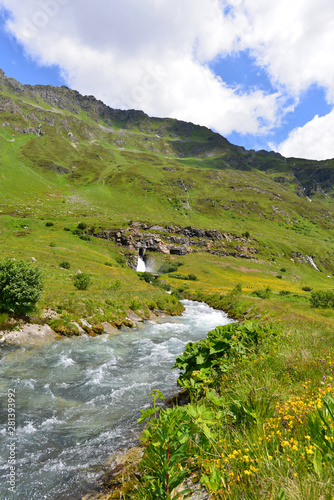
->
276 109 334 160
0 0 282 136
223 0 334 101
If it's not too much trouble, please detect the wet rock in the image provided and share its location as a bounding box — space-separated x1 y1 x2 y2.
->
101 322 119 335
126 311 143 323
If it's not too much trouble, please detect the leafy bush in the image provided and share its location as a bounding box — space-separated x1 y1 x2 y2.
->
276 274 283 279
49 242 56 247
252 286 271 299
138 271 155 283
72 229 82 236
280 267 287 272
168 273 197 281
45 222 54 227
72 272 91 290
231 283 242 296
77 222 87 230
279 290 291 296
308 395 334 459
138 395 193 499
63 227 71 232
104 261 113 267
302 286 312 292
60 261 71 270
158 261 183 274
157 280 172 291
116 255 126 267
174 321 278 387
79 235 91 241
0 258 43 314
310 290 334 308
130 298 141 311
242 231 250 238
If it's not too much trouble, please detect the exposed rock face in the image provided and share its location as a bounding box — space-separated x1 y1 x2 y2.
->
93 223 259 266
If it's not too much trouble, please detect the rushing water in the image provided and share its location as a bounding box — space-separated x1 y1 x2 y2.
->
0 300 232 500
136 256 146 272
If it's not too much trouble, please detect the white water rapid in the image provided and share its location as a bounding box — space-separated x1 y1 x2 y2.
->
0 300 233 500
136 256 146 272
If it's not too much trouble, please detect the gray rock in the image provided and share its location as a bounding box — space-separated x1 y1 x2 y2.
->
80 318 92 329
101 322 119 335
0 324 59 345
71 322 85 334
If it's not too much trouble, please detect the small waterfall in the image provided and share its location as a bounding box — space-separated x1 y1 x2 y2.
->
306 255 320 271
136 256 146 272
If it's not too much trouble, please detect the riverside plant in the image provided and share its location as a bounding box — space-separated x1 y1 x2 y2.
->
119 318 334 500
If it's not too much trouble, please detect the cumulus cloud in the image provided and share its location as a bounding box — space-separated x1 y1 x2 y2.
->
276 109 334 160
1 0 334 158
226 0 334 102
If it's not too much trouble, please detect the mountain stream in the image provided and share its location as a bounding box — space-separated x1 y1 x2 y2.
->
0 300 232 499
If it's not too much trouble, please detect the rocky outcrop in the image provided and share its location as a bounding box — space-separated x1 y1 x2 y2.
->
0 324 60 345
92 223 259 266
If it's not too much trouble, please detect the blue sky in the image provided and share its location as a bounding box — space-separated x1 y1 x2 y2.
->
0 0 334 160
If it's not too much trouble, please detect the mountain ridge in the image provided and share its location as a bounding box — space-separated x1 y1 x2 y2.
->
1 68 334 240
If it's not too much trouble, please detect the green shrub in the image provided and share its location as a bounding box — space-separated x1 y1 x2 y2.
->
174 321 279 387
60 261 71 270
158 261 183 274
302 286 312 292
147 300 157 310
72 272 91 291
0 258 43 314
138 271 154 283
77 222 87 230
310 290 334 308
45 222 54 227
49 242 56 247
252 286 271 299
280 268 287 272
104 261 113 267
169 273 197 281
130 298 141 311
242 231 250 238
231 283 242 296
79 235 91 241
72 229 82 236
279 290 291 296
116 255 126 267
276 274 283 279
63 227 71 232
157 280 172 291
